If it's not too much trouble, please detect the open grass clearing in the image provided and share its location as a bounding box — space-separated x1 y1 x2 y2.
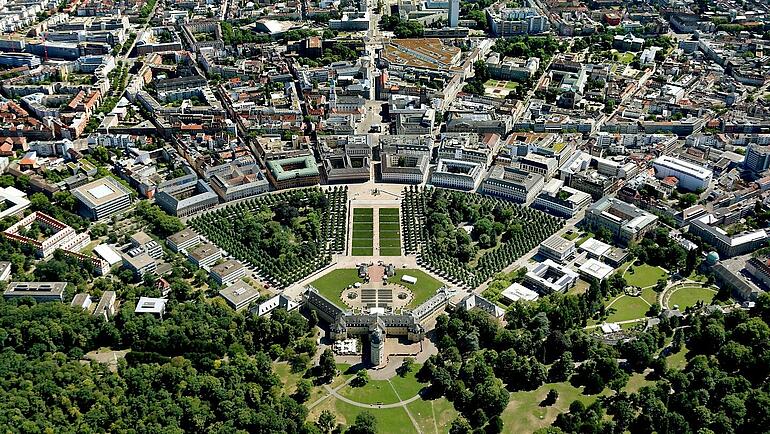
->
624 263 668 288
406 397 458 434
668 286 716 310
606 296 650 323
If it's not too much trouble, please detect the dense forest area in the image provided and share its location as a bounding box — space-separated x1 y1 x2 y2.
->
0 298 318 432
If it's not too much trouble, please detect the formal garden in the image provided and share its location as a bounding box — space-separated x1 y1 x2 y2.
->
379 208 402 256
401 187 563 288
351 208 374 256
310 268 444 310
189 187 348 288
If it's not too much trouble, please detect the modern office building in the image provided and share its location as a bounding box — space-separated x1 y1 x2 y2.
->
0 187 30 219
188 243 222 268
538 234 576 263
485 54 539 81
448 0 459 27
744 144 770 174
134 297 167 317
524 259 579 294
219 280 261 311
210 259 246 286
584 197 658 246
532 179 592 218
578 258 614 281
166 228 200 253
72 177 132 220
652 155 713 191
430 159 484 191
131 231 162 259
155 174 219 217
500 282 539 304
4 281 67 302
480 166 544 204
122 251 157 277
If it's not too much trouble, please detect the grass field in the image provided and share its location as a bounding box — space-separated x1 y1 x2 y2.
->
392 269 444 308
379 208 401 256
352 208 374 256
668 286 716 310
503 382 608 433
310 269 361 308
406 397 458 434
605 295 651 323
625 264 668 288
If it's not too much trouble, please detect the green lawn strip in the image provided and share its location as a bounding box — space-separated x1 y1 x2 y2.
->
625 264 668 288
353 215 373 222
379 214 400 221
352 247 374 256
338 379 401 405
353 230 374 238
353 222 373 230
379 208 399 215
311 269 361 308
334 400 416 434
640 287 658 305
406 397 458 434
379 222 401 230
388 368 425 398
668 286 716 310
392 269 443 307
379 238 402 248
353 208 374 215
380 247 402 256
352 238 374 247
606 296 650 323
502 381 608 433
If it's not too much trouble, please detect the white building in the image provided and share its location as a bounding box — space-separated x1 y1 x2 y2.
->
524 259 579 294
134 297 168 317
652 155 713 192
501 282 539 303
538 234 576 263
430 159 484 191
578 258 614 281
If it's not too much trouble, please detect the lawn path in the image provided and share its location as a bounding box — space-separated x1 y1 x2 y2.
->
389 379 422 434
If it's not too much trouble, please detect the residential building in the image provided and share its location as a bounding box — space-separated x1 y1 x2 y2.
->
448 0 459 27
538 234 576 263
210 259 246 286
166 228 200 253
4 282 67 302
219 280 261 311
524 259 579 294
486 6 550 36
480 166 544 204
72 177 132 220
652 155 713 192
613 34 644 52
430 159 484 191
71 293 93 311
188 243 222 268
584 197 658 246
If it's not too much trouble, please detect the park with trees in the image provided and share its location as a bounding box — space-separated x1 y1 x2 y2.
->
401 187 563 288
190 187 348 288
